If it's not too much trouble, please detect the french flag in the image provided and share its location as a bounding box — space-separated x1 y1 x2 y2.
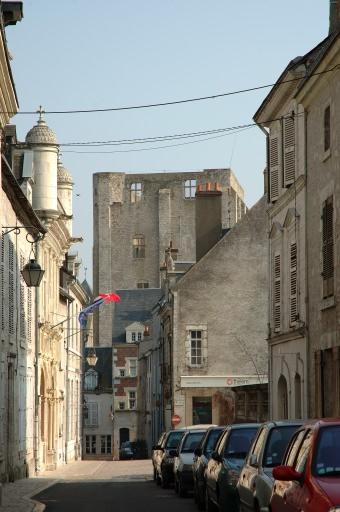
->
79 293 121 328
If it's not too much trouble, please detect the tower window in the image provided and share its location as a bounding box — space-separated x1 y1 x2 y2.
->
133 235 145 258
184 179 196 199
130 183 142 203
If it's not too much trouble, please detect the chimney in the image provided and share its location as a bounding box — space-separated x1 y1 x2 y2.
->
329 0 340 34
195 182 222 261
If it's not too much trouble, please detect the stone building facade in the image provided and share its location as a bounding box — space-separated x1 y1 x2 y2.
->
93 169 246 347
158 194 268 430
254 0 340 420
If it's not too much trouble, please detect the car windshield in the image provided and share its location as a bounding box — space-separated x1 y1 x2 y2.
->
121 442 131 449
263 426 300 468
204 429 223 455
166 431 185 449
181 432 205 453
313 425 340 477
224 428 258 461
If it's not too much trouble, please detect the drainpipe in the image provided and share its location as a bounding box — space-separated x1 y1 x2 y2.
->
64 293 72 463
34 242 41 474
304 109 310 419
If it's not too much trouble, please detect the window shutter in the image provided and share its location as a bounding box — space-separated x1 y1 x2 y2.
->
87 402 98 427
290 243 297 325
269 136 280 202
322 197 334 298
0 234 5 331
273 254 281 332
20 254 26 340
283 117 296 186
27 288 32 343
8 240 14 335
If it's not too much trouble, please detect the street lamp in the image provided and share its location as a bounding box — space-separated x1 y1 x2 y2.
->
2 226 45 287
86 347 98 366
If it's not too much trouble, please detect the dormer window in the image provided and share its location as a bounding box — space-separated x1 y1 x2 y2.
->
184 179 196 199
84 369 98 391
130 183 142 203
132 332 136 342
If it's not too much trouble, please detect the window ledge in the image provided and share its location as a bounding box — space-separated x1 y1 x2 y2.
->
323 148 331 162
320 295 335 311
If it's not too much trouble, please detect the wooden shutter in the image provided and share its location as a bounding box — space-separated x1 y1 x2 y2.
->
283 117 296 186
322 196 334 298
0 234 5 331
8 239 14 335
269 136 280 202
20 253 26 340
290 243 297 325
273 254 281 332
27 288 32 343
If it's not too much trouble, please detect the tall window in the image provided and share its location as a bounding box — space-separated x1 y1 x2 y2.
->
278 375 288 419
322 196 334 298
86 435 96 454
101 435 112 454
130 182 142 203
184 179 196 199
128 359 137 377
132 235 145 258
324 105 330 152
84 369 98 391
128 391 136 409
85 402 98 427
190 330 202 366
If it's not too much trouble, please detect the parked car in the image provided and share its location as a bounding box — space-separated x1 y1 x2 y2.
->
193 426 225 509
270 418 340 512
205 423 260 512
154 428 186 488
152 432 166 480
119 441 135 460
173 428 208 497
237 420 303 512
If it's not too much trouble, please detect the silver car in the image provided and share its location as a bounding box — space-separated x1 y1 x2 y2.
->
173 428 207 497
237 420 303 512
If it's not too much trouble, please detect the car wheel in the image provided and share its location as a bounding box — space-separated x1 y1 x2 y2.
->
153 467 157 481
197 485 205 510
161 472 168 489
205 488 216 512
178 476 186 498
174 475 179 494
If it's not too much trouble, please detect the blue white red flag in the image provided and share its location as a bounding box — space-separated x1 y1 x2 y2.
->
79 292 121 328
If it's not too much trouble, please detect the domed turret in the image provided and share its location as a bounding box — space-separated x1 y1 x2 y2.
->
57 153 73 235
26 107 59 216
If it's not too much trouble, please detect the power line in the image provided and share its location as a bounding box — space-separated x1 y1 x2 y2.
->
5 65 339 116
62 126 255 154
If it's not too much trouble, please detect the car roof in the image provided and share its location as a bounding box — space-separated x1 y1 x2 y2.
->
183 428 208 435
226 423 261 430
295 417 340 429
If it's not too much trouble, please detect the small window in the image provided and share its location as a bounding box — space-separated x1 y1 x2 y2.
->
119 401 125 410
129 391 136 409
84 369 98 391
184 179 196 199
324 105 330 152
133 235 145 258
130 182 142 203
119 369 126 377
190 330 202 366
137 281 149 288
137 332 142 342
131 332 136 342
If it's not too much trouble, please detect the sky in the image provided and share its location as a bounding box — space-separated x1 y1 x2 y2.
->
6 1 329 286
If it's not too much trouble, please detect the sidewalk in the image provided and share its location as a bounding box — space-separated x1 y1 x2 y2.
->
0 459 151 511
0 478 56 512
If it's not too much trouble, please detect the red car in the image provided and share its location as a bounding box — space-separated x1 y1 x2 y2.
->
270 418 340 512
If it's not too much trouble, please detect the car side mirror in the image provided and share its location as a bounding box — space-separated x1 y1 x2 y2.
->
212 451 222 463
250 454 258 466
194 447 202 457
169 449 178 457
273 465 303 482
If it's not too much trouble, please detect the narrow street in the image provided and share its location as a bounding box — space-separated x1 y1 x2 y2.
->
32 460 196 512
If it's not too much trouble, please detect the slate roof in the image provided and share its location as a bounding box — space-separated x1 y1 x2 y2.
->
112 288 162 344
84 346 112 390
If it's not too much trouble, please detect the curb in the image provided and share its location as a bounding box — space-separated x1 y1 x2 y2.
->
24 479 58 512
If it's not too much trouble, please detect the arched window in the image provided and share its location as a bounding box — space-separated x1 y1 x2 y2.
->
132 235 145 258
294 373 302 419
278 375 288 419
84 369 98 391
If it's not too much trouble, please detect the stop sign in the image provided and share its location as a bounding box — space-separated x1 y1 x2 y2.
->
171 414 181 426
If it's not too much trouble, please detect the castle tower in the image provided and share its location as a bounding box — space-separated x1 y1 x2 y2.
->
57 153 73 235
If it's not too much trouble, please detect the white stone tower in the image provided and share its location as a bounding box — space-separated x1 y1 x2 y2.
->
57 154 73 235
25 107 59 220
